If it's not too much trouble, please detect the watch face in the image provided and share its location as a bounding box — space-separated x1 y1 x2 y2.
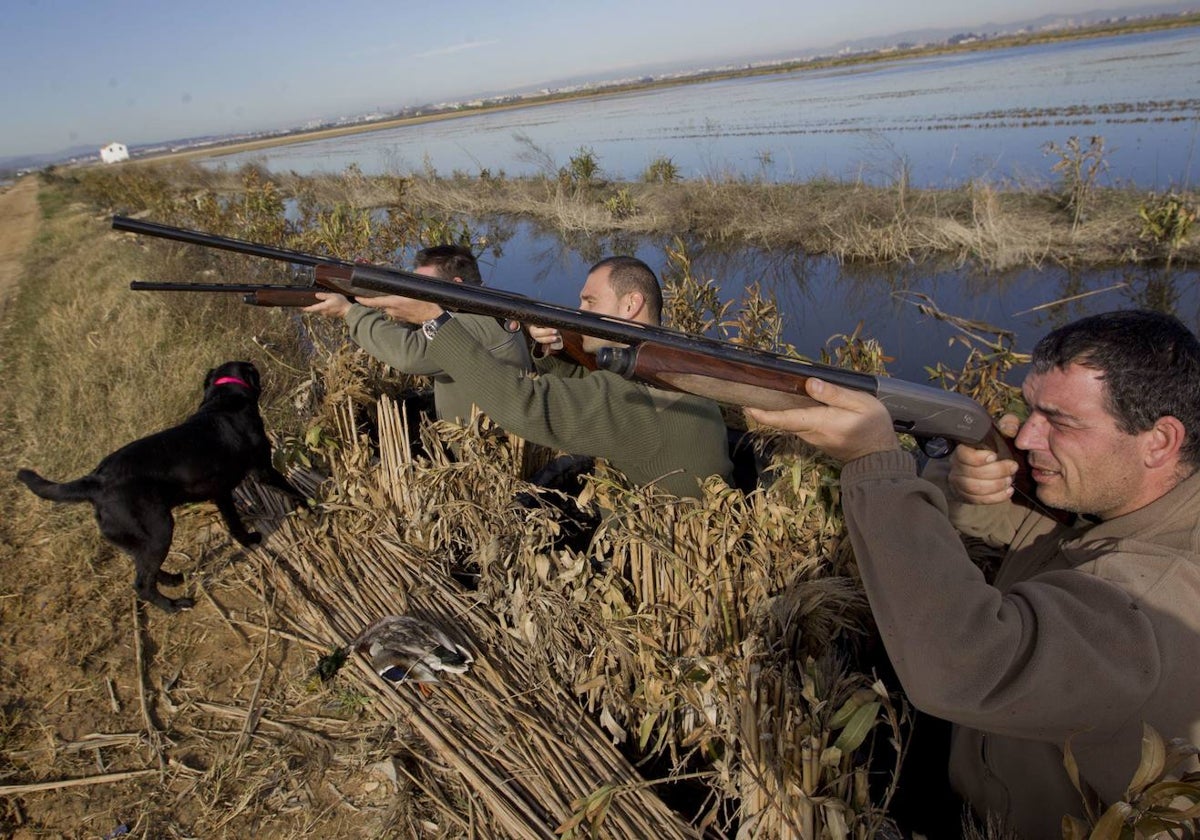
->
422 312 450 340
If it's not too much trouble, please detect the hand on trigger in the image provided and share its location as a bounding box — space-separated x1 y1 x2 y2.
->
949 413 1021 505
528 324 565 354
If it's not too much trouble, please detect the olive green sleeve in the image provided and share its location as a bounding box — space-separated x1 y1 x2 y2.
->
426 317 664 461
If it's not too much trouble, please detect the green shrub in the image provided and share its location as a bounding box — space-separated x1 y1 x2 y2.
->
604 188 638 219
642 156 680 184
559 146 601 190
1139 191 1196 266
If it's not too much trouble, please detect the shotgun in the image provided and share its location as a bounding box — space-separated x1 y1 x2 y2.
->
113 215 1041 498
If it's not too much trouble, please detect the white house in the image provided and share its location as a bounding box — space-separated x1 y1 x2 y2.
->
99 142 129 164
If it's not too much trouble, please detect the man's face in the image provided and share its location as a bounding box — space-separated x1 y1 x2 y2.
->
1015 363 1152 519
578 266 633 353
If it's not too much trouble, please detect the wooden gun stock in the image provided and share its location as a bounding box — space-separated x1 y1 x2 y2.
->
243 288 323 307
594 340 827 411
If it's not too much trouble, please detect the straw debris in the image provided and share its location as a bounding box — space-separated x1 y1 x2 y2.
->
224 391 905 838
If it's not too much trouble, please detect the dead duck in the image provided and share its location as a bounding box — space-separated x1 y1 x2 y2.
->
315 614 473 691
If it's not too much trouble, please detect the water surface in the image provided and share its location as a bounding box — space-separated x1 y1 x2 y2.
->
432 219 1200 383
211 27 1200 190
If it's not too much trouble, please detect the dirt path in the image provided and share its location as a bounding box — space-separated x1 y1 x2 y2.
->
0 177 39 320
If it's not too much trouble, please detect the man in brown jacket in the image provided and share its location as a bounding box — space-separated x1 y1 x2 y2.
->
747 309 1200 837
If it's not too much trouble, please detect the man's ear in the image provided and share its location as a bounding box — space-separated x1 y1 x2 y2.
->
623 291 644 318
1144 415 1186 470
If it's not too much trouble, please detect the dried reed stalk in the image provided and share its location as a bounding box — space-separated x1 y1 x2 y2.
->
241 398 702 839
236 394 903 837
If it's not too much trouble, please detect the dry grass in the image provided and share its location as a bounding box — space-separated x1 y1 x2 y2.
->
234 391 906 838
63 155 1199 271
398 172 1197 270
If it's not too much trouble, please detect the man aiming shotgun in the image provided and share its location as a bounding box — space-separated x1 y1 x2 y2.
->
115 217 732 497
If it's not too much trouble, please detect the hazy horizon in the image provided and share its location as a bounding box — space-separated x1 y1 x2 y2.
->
2 0 1195 163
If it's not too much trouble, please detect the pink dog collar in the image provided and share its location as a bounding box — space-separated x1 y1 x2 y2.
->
212 376 253 389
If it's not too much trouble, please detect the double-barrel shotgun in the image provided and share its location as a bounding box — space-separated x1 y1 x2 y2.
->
113 214 1054 515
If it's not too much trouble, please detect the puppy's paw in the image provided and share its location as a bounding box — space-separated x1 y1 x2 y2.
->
235 531 263 548
144 592 194 614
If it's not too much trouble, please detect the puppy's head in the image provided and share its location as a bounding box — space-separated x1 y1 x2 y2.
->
204 361 262 399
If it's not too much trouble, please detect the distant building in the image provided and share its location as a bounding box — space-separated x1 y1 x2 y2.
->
99 142 129 164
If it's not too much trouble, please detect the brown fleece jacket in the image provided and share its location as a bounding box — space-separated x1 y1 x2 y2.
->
839 449 1200 838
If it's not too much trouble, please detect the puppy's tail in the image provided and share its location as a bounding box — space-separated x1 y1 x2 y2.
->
15 469 100 503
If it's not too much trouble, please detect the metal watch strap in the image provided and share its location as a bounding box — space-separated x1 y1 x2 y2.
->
421 311 453 340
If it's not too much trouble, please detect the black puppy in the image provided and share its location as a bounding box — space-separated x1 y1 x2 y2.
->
16 361 305 613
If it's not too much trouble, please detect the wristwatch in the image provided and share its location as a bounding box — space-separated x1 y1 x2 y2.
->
421 311 453 340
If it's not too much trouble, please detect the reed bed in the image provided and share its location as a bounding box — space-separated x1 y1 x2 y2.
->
396 171 1196 270
222 378 907 838
73 156 1199 271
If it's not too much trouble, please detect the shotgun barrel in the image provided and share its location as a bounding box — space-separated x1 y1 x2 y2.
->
130 281 317 294
128 280 375 307
113 216 357 269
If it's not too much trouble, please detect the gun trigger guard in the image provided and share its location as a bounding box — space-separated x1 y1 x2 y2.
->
918 437 954 459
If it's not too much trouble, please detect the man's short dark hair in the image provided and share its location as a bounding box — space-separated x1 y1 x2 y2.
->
1032 309 1200 467
415 244 482 286
589 256 663 323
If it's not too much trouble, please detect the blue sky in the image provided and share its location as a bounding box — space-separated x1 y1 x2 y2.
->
0 0 1187 160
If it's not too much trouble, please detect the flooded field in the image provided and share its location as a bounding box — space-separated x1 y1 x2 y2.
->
210 27 1200 190
467 220 1200 383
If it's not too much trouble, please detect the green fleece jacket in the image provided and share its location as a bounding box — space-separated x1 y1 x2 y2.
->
841 450 1200 838
345 305 531 424
425 317 733 498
